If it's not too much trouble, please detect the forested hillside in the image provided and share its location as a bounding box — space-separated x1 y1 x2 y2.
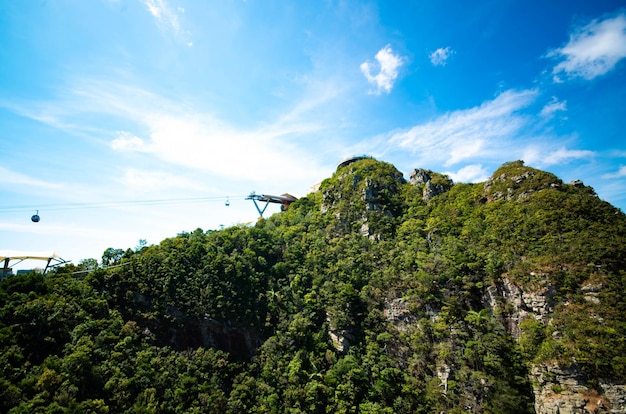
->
2 159 625 413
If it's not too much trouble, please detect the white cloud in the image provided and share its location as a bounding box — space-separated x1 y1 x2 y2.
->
111 131 146 151
602 165 626 179
540 96 567 119
542 147 595 165
429 47 454 66
2 75 343 197
138 112 325 186
549 13 626 81
143 0 167 21
389 89 538 166
445 164 489 183
360 45 405 95
141 0 182 37
523 146 595 167
33 80 332 190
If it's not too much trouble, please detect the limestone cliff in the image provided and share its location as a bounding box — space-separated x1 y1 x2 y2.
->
483 277 626 413
409 168 454 201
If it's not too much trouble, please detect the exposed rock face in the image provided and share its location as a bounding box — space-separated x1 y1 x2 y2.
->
581 283 603 304
566 179 597 197
483 161 562 202
409 168 453 201
599 382 626 413
320 159 623 411
437 363 451 395
483 277 625 413
321 159 405 239
328 329 352 353
326 314 355 353
482 276 555 339
383 297 418 332
530 363 626 414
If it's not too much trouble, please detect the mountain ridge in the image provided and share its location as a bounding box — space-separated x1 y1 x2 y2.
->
1 158 625 413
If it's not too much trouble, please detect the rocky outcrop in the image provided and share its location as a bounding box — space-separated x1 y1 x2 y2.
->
482 276 555 339
581 283 603 305
483 277 626 413
484 171 560 201
531 363 626 414
599 382 626 413
326 314 355 353
358 177 395 239
383 297 418 332
566 180 597 196
321 159 405 239
483 161 562 202
328 329 352 353
409 168 453 201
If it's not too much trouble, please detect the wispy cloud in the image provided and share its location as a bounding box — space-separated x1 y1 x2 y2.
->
360 45 405 95
543 147 595 165
389 89 538 166
548 12 626 81
0 166 64 189
111 131 146 151
523 146 594 167
141 0 192 45
7 79 332 191
429 47 454 66
142 0 179 32
602 165 626 179
540 96 567 119
444 164 489 183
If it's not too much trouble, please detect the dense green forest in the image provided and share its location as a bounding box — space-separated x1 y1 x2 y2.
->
2 159 625 413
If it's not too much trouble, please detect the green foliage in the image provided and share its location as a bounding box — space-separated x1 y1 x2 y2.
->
2 159 625 412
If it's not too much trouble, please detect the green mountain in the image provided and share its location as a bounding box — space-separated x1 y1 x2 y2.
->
2 158 625 413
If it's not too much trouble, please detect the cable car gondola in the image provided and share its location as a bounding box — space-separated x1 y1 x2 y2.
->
31 210 40 223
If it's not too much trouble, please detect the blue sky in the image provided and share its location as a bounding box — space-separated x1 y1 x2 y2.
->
1 0 625 266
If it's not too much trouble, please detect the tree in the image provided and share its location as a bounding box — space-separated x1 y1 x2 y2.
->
78 258 98 272
102 248 124 267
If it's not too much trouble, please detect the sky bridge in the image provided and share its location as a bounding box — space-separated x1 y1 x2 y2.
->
246 193 297 217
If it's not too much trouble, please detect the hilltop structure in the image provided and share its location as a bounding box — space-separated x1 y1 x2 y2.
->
336 154 373 170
